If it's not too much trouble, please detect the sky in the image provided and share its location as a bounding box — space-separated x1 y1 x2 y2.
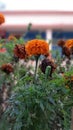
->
0 0 73 11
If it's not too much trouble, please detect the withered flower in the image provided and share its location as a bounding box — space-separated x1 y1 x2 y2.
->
14 44 27 59
57 39 73 59
39 58 56 77
58 40 65 47
62 46 71 59
0 13 5 25
1 63 13 74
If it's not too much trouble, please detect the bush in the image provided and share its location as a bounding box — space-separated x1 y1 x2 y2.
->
0 38 73 130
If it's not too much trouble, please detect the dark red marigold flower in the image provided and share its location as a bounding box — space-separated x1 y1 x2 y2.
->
62 46 71 59
1 63 13 74
14 44 27 59
58 40 65 47
70 47 73 54
39 58 56 77
58 39 73 59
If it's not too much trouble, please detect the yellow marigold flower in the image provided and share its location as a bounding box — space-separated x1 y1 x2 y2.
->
65 39 73 49
25 39 49 56
8 35 17 41
0 13 5 25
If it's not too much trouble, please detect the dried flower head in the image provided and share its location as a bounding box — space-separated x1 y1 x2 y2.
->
58 40 65 47
14 44 27 59
39 58 56 77
25 39 49 57
0 13 5 25
62 46 71 59
58 39 73 58
1 63 13 74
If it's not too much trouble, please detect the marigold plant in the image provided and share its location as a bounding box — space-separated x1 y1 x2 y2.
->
25 39 49 56
0 13 5 25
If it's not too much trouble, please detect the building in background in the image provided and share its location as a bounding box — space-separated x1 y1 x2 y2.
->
1 0 73 52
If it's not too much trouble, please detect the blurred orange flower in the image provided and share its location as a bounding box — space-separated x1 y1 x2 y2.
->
8 35 17 41
14 44 27 59
0 13 5 25
1 63 13 74
25 39 49 56
65 39 73 49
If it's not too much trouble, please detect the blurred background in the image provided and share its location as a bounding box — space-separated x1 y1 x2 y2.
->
0 0 73 52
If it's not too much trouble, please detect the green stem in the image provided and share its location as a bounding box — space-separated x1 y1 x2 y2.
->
34 55 39 82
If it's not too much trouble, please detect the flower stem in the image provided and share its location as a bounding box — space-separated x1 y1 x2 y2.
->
34 55 39 82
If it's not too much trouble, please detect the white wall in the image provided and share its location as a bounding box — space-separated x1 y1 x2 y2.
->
3 13 73 26
1 0 73 11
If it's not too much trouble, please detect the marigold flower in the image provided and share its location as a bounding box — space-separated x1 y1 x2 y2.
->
8 35 17 41
0 13 5 25
58 40 65 47
25 39 49 57
1 63 13 74
57 39 73 58
62 46 71 59
14 44 27 59
39 58 56 77
65 39 73 49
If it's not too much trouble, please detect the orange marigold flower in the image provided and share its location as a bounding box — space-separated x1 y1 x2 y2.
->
14 44 27 59
25 39 49 56
1 63 13 74
0 13 5 25
65 39 73 49
8 35 17 41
